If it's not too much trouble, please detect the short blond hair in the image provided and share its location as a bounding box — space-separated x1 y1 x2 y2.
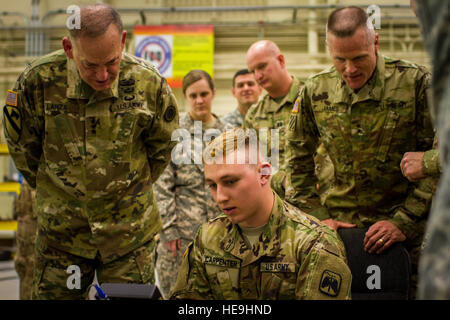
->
203 128 265 165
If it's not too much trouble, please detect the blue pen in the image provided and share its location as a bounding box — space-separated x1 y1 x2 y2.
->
94 284 108 300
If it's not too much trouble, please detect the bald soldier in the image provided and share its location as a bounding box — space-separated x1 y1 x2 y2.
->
2 4 178 299
244 40 303 198
285 6 433 294
170 129 351 300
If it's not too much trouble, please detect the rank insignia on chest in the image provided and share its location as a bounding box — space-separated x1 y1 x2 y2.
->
319 270 342 297
291 98 299 113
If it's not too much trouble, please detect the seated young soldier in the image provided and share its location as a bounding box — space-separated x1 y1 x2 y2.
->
169 128 352 300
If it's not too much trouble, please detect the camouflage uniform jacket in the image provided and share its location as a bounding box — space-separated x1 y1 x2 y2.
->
3 49 179 262
170 192 352 300
154 113 226 243
243 76 303 196
285 54 434 245
422 136 441 177
220 108 244 128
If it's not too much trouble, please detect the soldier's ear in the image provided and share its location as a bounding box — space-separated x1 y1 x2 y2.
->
374 33 379 52
277 54 286 68
62 37 74 59
259 162 272 185
121 30 127 51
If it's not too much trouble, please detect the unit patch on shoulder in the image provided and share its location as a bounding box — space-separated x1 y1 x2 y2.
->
3 104 22 143
319 270 342 297
291 98 300 113
164 105 176 122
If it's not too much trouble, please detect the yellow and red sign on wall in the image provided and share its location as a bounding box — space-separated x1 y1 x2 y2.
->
134 25 214 88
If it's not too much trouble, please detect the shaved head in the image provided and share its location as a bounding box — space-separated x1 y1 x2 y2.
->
325 6 379 90
326 6 375 45
247 40 281 58
246 40 292 97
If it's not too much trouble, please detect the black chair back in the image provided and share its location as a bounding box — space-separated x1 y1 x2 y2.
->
338 227 411 300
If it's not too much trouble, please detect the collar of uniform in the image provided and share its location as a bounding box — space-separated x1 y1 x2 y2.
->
332 53 386 105
66 58 87 99
66 58 120 100
182 112 225 133
233 108 245 121
221 192 284 267
94 75 119 101
267 76 300 112
258 191 284 256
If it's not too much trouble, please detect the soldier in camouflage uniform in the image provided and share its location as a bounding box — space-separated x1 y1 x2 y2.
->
220 69 262 128
414 0 450 299
285 7 434 294
243 40 303 199
399 1 442 191
2 5 179 299
154 70 226 298
401 129 440 183
170 128 352 300
400 136 440 206
14 180 37 300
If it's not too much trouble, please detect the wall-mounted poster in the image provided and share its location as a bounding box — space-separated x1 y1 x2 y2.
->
134 25 214 88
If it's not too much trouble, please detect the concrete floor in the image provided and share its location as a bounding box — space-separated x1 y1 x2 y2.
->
0 260 19 300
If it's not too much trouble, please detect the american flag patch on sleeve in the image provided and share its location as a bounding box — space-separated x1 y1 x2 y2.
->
291 98 299 113
5 90 17 106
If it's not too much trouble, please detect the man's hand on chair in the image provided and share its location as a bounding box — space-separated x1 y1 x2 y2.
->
364 221 406 254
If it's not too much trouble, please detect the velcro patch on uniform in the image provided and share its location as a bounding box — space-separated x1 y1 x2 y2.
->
5 90 17 106
291 98 299 113
319 270 342 297
164 105 176 122
3 105 22 143
260 262 296 273
204 255 240 269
